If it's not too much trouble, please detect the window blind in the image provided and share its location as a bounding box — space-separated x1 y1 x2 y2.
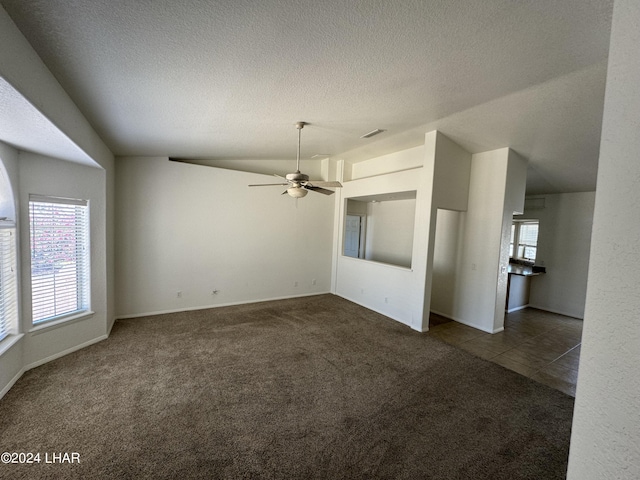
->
519 222 539 246
517 222 539 260
29 197 90 324
0 225 18 341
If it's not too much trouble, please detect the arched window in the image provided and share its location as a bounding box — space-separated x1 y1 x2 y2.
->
0 160 18 341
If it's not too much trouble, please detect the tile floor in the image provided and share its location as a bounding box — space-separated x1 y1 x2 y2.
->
427 308 583 396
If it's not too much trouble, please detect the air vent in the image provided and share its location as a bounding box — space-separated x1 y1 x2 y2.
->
360 129 386 139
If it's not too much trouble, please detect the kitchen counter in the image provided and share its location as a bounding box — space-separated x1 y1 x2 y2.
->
507 263 545 276
506 263 545 312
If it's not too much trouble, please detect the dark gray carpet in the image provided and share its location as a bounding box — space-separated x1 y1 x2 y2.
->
0 294 573 479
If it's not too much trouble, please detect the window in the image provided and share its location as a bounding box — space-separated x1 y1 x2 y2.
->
0 222 18 341
29 196 90 324
510 220 539 261
342 192 417 269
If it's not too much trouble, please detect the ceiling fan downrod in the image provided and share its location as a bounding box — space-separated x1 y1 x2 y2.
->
295 121 306 173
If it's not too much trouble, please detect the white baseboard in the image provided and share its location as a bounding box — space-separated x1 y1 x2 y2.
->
429 309 499 334
24 334 108 371
115 291 332 320
1 332 109 401
506 304 530 313
0 367 25 401
334 293 417 331
527 304 584 320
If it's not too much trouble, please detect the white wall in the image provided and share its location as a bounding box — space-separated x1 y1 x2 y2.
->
334 133 473 332
364 199 416 268
0 3 114 400
348 146 424 181
431 209 460 315
568 0 640 477
522 192 595 318
18 153 108 367
494 150 528 330
421 132 473 328
449 148 527 333
334 163 425 330
431 209 463 316
115 157 335 317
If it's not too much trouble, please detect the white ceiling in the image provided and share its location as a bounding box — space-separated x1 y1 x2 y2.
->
0 0 613 194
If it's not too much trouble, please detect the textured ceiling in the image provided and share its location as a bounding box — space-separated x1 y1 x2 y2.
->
0 0 613 193
0 77 98 167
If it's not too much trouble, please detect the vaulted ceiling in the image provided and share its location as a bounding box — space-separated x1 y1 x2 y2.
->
0 0 613 194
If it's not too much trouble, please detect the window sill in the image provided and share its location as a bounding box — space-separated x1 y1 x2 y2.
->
341 254 413 271
0 333 25 357
29 311 95 336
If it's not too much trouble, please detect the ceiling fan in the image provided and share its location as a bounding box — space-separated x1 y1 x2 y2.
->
248 122 342 198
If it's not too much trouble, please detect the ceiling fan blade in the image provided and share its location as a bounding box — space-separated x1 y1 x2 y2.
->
304 186 335 196
248 183 289 187
307 180 343 188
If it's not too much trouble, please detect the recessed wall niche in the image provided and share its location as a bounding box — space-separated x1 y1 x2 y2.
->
343 191 416 269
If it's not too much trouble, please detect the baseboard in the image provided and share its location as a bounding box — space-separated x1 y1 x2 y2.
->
0 367 25 401
24 334 109 371
527 304 584 320
429 309 498 334
115 291 332 320
429 309 456 322
335 293 416 331
506 304 529 313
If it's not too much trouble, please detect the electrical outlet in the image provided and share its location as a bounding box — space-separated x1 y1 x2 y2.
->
384 297 388 303
176 291 182 298
471 263 477 271
293 281 298 287
211 289 219 295
311 279 316 286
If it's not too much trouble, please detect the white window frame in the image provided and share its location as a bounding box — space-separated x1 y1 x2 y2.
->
0 221 18 342
29 195 90 325
511 220 539 262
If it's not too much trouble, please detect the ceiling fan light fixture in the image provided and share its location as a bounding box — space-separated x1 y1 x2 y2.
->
287 187 308 198
247 121 342 197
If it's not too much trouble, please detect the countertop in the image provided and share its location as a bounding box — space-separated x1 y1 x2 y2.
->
507 263 545 276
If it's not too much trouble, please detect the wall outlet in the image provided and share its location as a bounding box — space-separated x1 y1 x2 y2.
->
384 297 388 303
211 289 219 295
471 263 477 271
176 291 182 298
293 281 298 287
311 279 317 286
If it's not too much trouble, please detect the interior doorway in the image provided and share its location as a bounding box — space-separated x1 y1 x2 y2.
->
344 214 364 258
